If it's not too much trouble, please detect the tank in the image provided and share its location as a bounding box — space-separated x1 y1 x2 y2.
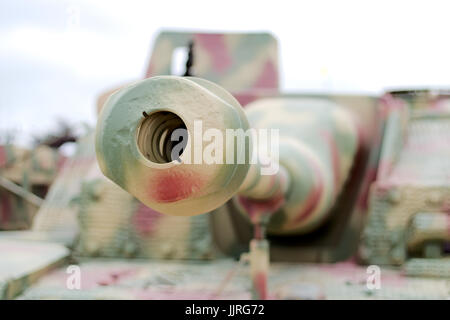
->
1 31 449 300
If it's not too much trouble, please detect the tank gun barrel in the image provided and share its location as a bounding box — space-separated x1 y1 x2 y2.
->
95 76 359 234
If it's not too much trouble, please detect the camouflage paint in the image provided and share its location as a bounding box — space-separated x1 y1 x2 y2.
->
96 76 251 217
145 32 279 94
96 77 359 236
32 132 96 236
360 90 450 277
5 30 449 301
0 145 64 230
240 97 359 235
16 259 450 300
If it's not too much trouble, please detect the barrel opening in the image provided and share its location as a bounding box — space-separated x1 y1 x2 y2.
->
137 111 188 163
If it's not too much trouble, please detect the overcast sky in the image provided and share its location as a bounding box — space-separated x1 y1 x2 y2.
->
1 0 450 147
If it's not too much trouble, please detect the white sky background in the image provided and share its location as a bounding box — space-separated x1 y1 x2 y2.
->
1 0 450 148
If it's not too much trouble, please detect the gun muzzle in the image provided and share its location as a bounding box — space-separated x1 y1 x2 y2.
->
96 76 359 234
